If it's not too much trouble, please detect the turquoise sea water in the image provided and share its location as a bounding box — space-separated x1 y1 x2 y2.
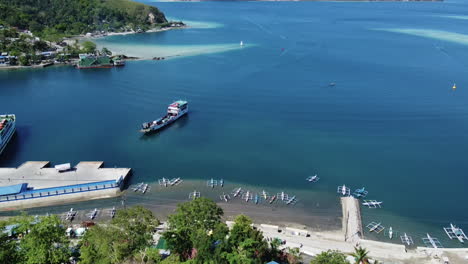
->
2 0 468 247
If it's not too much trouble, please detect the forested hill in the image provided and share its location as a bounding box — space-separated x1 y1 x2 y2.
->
0 0 167 39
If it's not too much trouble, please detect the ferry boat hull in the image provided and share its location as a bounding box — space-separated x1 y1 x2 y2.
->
0 114 16 155
140 101 188 133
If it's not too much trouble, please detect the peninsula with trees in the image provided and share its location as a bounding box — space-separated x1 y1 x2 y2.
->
0 0 184 68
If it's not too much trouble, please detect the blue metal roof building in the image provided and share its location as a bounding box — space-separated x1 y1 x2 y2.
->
0 183 28 196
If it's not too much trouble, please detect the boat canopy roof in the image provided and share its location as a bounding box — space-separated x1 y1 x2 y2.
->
170 100 188 107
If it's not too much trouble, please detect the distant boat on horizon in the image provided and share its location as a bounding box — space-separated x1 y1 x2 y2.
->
452 83 457 89
240 40 244 46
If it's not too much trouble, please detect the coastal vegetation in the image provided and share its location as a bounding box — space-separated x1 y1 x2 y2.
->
0 199 380 264
0 0 167 41
0 0 183 67
0 199 327 264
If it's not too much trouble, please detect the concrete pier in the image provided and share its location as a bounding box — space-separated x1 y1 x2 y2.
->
0 161 131 210
341 197 363 243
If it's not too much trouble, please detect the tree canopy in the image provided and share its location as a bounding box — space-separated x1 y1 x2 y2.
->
310 250 349 264
79 206 159 264
0 0 167 40
17 215 70 264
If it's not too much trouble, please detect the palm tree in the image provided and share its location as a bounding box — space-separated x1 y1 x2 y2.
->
350 246 369 264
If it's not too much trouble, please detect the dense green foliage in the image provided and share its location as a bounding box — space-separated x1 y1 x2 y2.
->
0 28 51 56
0 201 321 264
0 214 71 264
79 206 159 264
163 198 286 264
310 250 349 264
0 0 167 41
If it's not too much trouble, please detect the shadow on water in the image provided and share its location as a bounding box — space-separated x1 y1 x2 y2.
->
139 114 190 141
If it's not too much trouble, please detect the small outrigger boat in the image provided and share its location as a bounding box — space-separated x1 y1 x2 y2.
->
306 174 319 183
286 195 297 205
220 192 230 202
232 187 242 197
243 190 251 202
88 208 98 220
169 178 181 186
140 100 188 133
269 195 277 204
401 233 413 246
110 207 116 218
133 182 144 192
444 223 468 243
207 178 217 188
141 183 149 194
353 187 368 198
278 191 287 201
219 179 224 187
65 208 77 221
261 190 269 200
389 227 393 239
254 194 260 204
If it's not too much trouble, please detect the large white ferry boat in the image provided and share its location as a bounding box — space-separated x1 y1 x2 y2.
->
140 101 188 133
0 114 16 155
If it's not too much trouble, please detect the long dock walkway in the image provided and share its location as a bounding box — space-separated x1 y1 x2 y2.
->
0 161 131 210
341 196 363 243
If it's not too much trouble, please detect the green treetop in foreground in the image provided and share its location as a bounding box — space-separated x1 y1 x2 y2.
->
0 0 167 41
310 250 349 264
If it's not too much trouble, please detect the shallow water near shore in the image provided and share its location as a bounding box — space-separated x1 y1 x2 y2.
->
2 1 468 247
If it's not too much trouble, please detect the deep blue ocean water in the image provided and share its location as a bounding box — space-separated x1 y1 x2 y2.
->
1 0 468 246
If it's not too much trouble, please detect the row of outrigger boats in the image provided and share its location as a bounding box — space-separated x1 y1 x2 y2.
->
337 184 383 209
187 187 298 206
64 207 116 221
337 184 468 246
132 182 149 193
366 221 468 247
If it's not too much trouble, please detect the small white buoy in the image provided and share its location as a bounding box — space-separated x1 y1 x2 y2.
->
240 40 244 46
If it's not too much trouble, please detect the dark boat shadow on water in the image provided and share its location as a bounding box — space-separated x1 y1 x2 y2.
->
139 114 191 141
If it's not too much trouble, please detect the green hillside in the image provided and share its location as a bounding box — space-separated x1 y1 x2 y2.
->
0 0 167 40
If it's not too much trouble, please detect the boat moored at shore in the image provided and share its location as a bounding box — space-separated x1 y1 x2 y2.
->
140 100 188 133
